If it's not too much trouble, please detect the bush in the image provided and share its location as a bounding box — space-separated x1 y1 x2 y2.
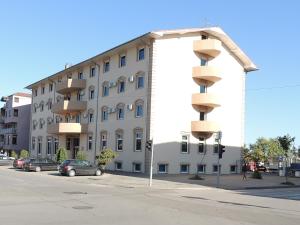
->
20 149 29 159
252 170 262 179
56 147 68 163
76 150 86 161
97 148 118 169
11 151 18 159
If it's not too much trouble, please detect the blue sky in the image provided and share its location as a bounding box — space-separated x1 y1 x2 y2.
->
0 0 299 146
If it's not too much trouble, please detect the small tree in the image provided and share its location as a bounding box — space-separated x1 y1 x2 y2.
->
11 151 18 159
97 148 118 170
56 147 68 163
20 149 29 159
76 150 86 160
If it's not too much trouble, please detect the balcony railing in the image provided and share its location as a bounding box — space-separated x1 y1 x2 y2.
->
193 39 222 58
47 123 88 134
0 128 17 134
56 79 86 94
52 101 87 114
191 121 220 138
192 66 221 86
192 93 221 112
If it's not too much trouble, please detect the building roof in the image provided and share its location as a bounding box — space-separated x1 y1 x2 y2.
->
1 92 31 102
26 27 257 89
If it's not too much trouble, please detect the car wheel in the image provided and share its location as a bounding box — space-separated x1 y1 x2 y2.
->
68 170 76 177
35 167 41 172
95 169 102 176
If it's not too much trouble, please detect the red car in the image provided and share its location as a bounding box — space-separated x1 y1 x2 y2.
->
13 158 28 169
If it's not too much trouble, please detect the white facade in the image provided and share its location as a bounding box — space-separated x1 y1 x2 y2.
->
26 27 257 174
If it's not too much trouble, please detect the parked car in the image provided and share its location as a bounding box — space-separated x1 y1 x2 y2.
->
23 158 59 172
0 155 13 166
13 158 29 169
59 159 103 177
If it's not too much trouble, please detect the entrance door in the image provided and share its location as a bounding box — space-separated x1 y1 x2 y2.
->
73 137 80 159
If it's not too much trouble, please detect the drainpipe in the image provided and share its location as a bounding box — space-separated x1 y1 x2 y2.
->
93 61 101 164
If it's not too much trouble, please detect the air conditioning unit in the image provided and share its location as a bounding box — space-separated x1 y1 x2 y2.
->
109 81 117 88
128 75 134 83
109 107 116 113
127 104 133 111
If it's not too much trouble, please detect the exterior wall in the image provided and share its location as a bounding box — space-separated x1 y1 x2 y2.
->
150 34 245 174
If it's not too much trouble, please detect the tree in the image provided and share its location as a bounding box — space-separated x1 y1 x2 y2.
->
56 147 68 163
11 151 18 159
76 150 86 160
20 149 29 159
97 148 118 170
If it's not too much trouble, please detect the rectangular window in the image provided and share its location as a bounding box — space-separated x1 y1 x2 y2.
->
135 104 143 117
32 137 36 150
101 133 107 150
200 112 205 121
213 144 219 154
158 164 168 173
136 76 144 89
200 85 206 93
116 134 123 151
48 101 52 110
88 136 93 150
201 35 208 40
47 137 52 155
49 83 53 92
66 138 71 150
41 87 45 95
13 109 18 117
133 163 141 172
181 135 189 153
102 109 108 121
138 48 145 61
119 55 126 67
115 161 122 170
180 164 189 174
103 85 109 97
89 90 95 99
12 135 17 145
104 61 110 73
75 114 81 123
135 131 142 151
230 165 237 173
14 97 19 103
118 81 125 93
90 67 95 77
117 108 124 120
197 164 206 173
54 138 59 155
78 72 83 80
89 113 94 123
198 142 205 153
38 137 42 155
200 58 207 66
213 165 221 173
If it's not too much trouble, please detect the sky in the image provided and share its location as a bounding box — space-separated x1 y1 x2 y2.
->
0 0 300 146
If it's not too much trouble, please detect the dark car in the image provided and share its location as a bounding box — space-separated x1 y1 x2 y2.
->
59 159 103 177
23 158 59 172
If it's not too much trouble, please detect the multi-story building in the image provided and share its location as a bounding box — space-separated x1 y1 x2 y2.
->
0 93 31 155
26 27 257 174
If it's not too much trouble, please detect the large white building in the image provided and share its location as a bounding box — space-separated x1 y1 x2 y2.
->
26 27 257 174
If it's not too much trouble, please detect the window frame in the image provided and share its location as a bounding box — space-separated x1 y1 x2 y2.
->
181 135 189 154
158 164 168 174
180 164 190 174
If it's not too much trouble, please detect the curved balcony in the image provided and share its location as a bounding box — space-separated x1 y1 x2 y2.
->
192 66 221 86
47 123 88 134
52 100 87 114
191 121 220 139
192 93 221 112
56 79 86 94
193 39 222 58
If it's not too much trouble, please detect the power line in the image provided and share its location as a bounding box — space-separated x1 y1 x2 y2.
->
246 83 300 92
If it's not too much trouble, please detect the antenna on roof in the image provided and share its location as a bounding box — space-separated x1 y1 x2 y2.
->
65 63 72 69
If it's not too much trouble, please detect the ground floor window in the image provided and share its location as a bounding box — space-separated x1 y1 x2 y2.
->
213 144 219 154
54 138 59 155
197 164 206 173
37 137 42 155
115 161 122 170
180 164 189 173
230 165 237 173
198 142 205 154
158 164 168 173
47 137 52 155
12 135 17 145
133 163 141 172
213 164 221 173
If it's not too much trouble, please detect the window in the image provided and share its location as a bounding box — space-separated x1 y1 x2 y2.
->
39 120 44 129
213 144 219 154
47 137 52 155
88 135 93 150
213 165 221 173
89 89 95 100
12 135 17 145
230 165 237 173
32 121 37 130
78 72 83 79
14 97 19 103
119 55 126 67
135 100 144 118
89 113 94 123
100 131 107 150
200 85 207 93
38 137 42 155
198 142 205 154
115 130 123 151
103 60 110 73
77 91 83 101
138 48 145 61
136 74 144 89
101 107 108 121
54 138 59 155
180 164 189 174
40 102 44 112
49 83 53 92
32 137 36 151
75 114 81 123
133 163 141 172
65 115 71 123
158 164 168 173
181 135 189 153
13 109 18 117
102 82 109 97
116 103 125 120
90 67 95 77
134 129 142 151
197 164 206 173
34 89 38 97
118 78 126 93
201 35 208 40
41 86 45 95
200 58 207 66
200 112 205 121
66 138 71 150
48 100 52 110
115 161 122 170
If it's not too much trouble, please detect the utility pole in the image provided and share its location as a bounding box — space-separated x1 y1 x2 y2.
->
146 139 154 187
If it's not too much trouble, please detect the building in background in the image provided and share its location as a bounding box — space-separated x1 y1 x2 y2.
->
0 93 31 156
26 27 257 174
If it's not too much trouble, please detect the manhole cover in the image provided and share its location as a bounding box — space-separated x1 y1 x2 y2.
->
64 191 87 195
72 206 93 210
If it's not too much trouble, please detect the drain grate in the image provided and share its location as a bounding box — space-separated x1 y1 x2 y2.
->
72 206 93 210
64 191 88 195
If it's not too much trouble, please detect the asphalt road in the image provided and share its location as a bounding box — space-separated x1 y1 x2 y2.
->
0 166 299 225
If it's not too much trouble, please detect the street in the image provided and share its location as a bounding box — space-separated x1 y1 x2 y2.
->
0 166 299 225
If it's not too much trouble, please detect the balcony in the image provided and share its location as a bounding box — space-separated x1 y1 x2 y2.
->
191 121 220 138
192 66 221 86
192 93 221 112
193 39 222 57
56 79 86 94
47 123 88 134
0 128 17 135
52 101 87 114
